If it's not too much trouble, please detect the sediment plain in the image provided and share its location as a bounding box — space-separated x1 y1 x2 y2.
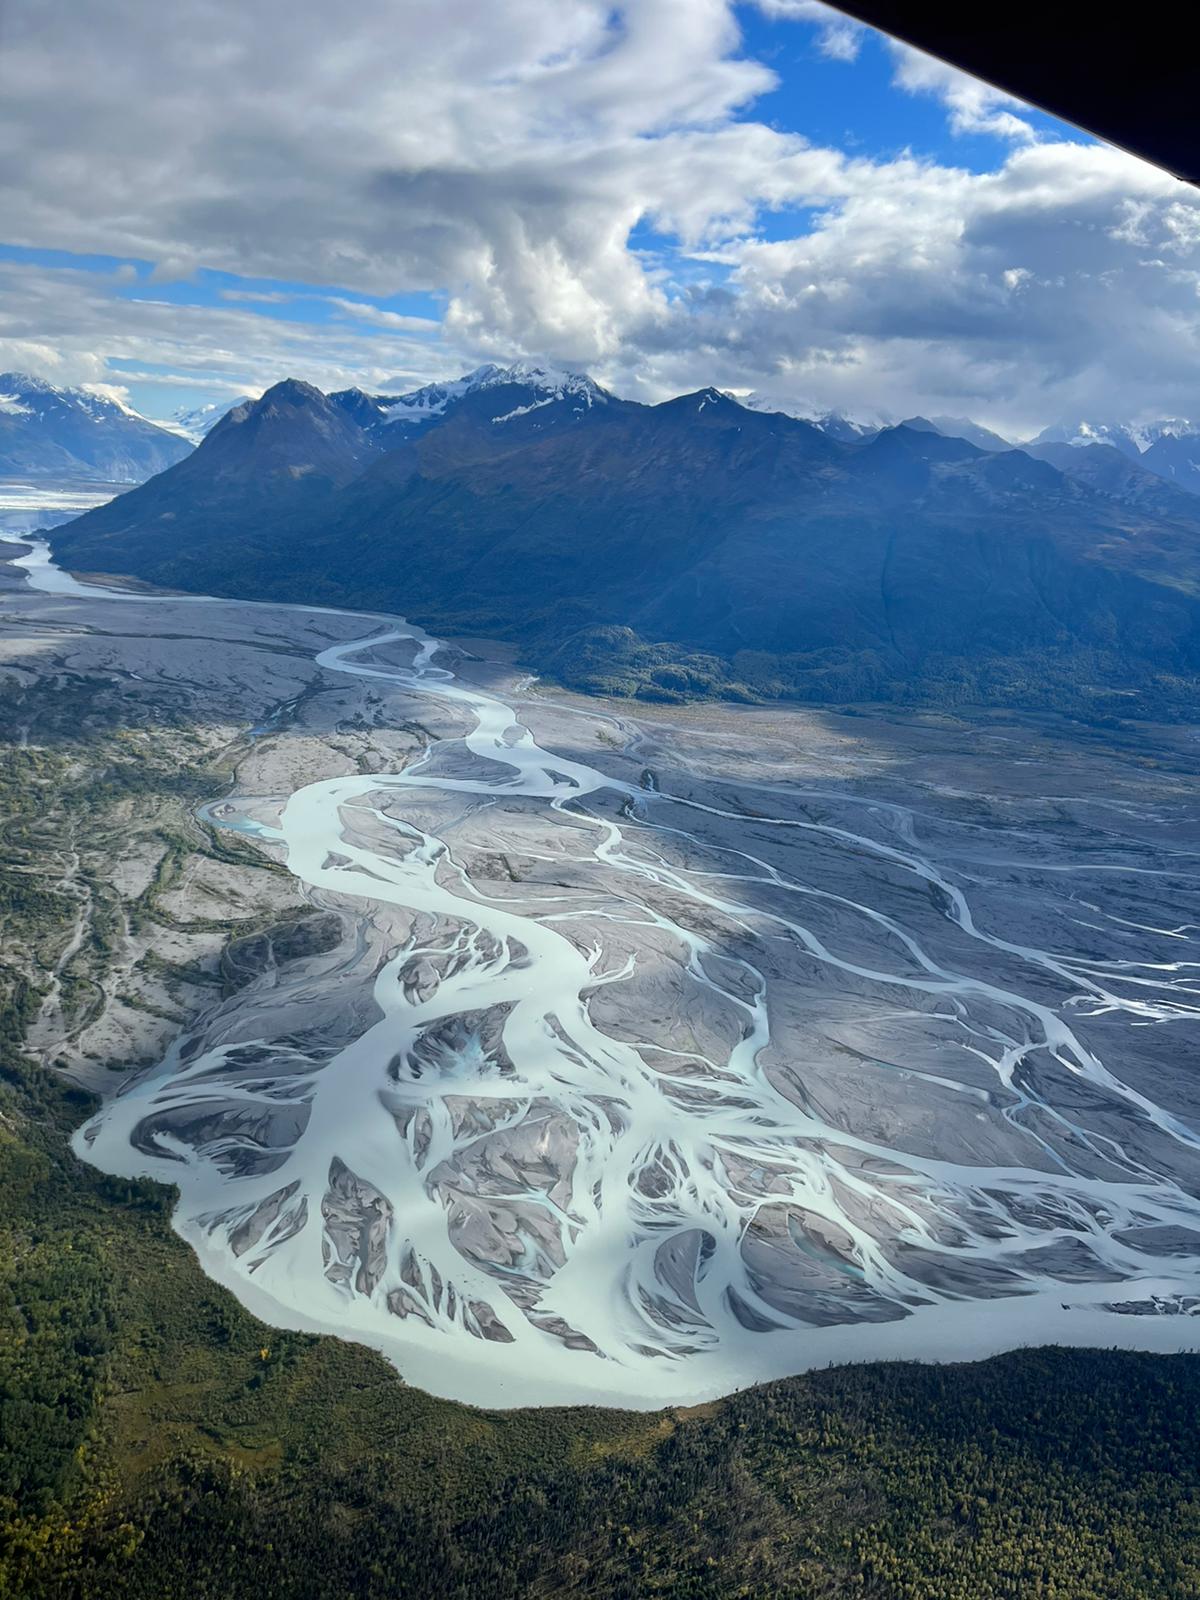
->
3 536 1200 1408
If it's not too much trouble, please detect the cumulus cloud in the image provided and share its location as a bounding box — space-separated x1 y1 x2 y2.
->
2 0 1199 431
617 143 1200 435
887 42 1036 142
0 0 770 293
327 300 442 332
752 1 865 61
0 259 476 397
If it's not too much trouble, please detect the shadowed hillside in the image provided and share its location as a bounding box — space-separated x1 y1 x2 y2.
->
51 368 1200 716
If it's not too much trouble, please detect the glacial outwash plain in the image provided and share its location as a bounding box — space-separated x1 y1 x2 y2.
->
4 537 1200 1409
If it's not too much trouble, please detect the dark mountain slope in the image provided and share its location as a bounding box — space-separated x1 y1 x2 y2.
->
52 380 379 572
254 387 846 631
919 414 1013 452
1026 439 1200 522
51 378 1200 716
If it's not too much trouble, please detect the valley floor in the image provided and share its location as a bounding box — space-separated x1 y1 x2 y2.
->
3 538 1200 1408
3 532 1200 1593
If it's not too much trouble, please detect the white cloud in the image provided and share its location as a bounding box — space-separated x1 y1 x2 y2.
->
327 299 442 332
99 368 262 395
752 1 865 61
219 288 296 305
2 0 1199 432
887 42 1037 142
596 142 1200 436
750 4 1031 133
80 382 135 405
0 259 478 401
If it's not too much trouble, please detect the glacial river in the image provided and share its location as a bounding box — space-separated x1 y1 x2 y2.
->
16 540 1200 1408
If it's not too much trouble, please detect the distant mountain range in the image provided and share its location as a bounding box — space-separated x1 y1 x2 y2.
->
12 362 1200 504
0 373 193 483
167 395 255 444
786 408 1200 495
746 404 1200 483
47 362 1200 719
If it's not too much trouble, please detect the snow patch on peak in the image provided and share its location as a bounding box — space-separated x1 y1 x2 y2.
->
491 395 556 425
382 360 609 425
1031 417 1200 461
0 372 58 398
378 368 510 421
696 387 737 412
380 379 471 422
1130 418 1197 451
1031 419 1144 459
477 360 609 406
459 364 506 387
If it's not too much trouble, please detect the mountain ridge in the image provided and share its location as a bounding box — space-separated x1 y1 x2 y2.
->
49 369 1200 719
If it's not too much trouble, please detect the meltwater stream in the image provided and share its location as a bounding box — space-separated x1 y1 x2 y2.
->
18 542 1200 1407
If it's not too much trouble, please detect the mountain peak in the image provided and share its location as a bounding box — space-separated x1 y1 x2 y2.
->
925 415 1013 452
479 360 609 403
667 386 743 416
861 422 984 466
0 370 193 482
899 414 1013 452
204 379 343 439
257 377 327 407
1134 418 1196 448
0 370 61 397
373 360 611 434
899 415 939 434
1031 419 1144 461
195 378 379 488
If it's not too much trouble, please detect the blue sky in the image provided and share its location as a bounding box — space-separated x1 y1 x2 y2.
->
733 6 1079 173
1 0 1194 433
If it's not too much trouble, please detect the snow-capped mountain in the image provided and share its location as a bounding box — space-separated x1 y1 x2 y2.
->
1028 416 1200 494
1030 420 1148 462
749 401 1014 453
326 376 481 431
742 394 884 443
1125 418 1196 451
357 361 613 437
326 360 611 441
0 372 193 482
166 395 254 444
374 365 511 425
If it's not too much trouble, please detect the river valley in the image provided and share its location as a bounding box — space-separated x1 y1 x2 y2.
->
4 533 1200 1408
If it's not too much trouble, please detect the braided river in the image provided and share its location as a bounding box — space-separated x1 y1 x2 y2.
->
17 540 1200 1406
